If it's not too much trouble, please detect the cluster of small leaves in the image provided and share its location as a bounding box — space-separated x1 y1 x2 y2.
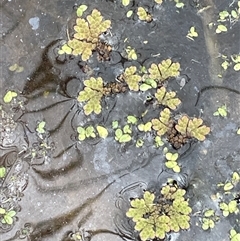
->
77 77 104 115
137 7 152 22
220 54 240 72
186 26 198 41
148 59 180 82
213 104 227 117
217 172 240 216
230 229 240 241
175 115 210 141
126 183 191 241
9 63 24 73
3 90 18 103
125 46 138 60
115 124 132 143
0 207 16 225
219 200 239 217
77 125 108 141
121 66 142 91
58 8 111 61
155 87 181 110
201 209 220 230
165 152 180 173
214 2 240 34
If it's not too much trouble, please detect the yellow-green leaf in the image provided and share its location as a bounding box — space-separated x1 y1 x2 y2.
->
97 125 108 138
3 91 17 103
216 24 228 33
234 63 240 71
223 182 233 191
76 5 88 17
122 0 130 7
126 10 133 18
36 121 46 134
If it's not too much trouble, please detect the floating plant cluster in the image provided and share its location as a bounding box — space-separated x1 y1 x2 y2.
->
126 182 192 240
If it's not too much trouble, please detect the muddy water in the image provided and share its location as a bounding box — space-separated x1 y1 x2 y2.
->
1 0 240 240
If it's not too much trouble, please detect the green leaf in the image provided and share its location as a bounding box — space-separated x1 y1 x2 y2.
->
217 105 227 117
140 83 152 91
0 208 6 214
234 63 240 71
237 128 240 135
96 125 108 138
173 165 181 173
204 209 215 217
231 10 238 19
3 215 13 225
165 160 177 169
123 125 131 134
115 129 123 139
112 121 119 129
228 200 238 213
7 210 16 217
138 122 152 132
76 5 88 17
61 44 72 55
232 172 240 184
0 167 6 178
224 182 233 191
122 0 130 6
216 24 228 33
3 91 17 103
119 134 131 143
155 136 164 147
176 2 184 8
85 126 96 138
36 121 46 134
166 152 179 161
126 10 133 18
127 115 138 124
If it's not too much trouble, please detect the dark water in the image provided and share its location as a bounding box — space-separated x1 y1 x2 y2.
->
1 0 240 240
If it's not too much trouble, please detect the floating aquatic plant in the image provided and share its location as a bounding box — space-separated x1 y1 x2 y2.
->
154 136 164 147
115 125 132 143
9 63 24 73
3 90 18 103
121 66 142 91
58 8 111 61
230 229 240 241
77 77 104 115
175 116 210 141
219 200 239 217
155 87 181 110
127 115 138 125
138 122 152 132
96 125 108 139
231 54 240 71
0 208 16 225
165 152 180 173
148 59 180 82
213 104 227 117
201 209 219 230
151 108 171 136
186 26 198 41
126 46 138 60
77 126 96 141
137 7 152 22
126 182 191 241
76 4 88 17
139 78 157 91
36 121 46 134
